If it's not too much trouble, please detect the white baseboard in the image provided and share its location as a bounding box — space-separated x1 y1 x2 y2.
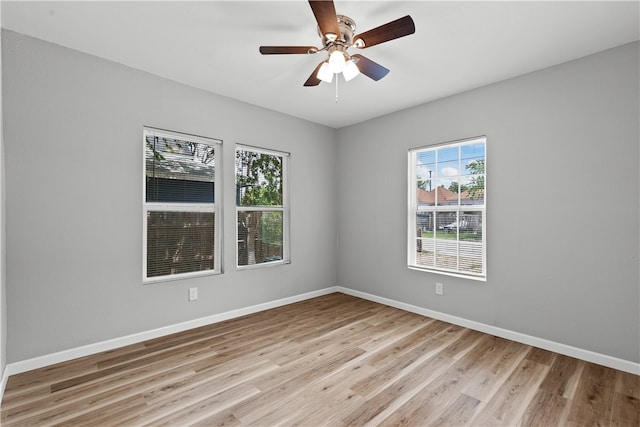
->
3 284 638 391
0 365 8 404
337 286 640 375
4 286 339 377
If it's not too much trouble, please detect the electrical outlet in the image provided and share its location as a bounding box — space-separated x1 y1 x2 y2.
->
435 282 444 295
188 287 198 301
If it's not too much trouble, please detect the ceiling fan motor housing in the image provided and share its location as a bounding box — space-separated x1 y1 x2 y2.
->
319 15 356 48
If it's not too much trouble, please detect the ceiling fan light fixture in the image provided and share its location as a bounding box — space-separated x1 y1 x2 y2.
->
328 50 347 73
343 59 360 81
317 62 334 83
325 32 338 41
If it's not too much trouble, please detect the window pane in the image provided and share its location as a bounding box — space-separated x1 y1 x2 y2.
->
435 239 458 270
235 149 283 206
459 211 483 241
459 243 483 275
145 136 215 203
436 210 459 271
436 211 458 239
416 164 435 192
417 187 435 207
238 211 283 266
147 211 215 277
437 145 459 178
459 211 483 274
416 149 435 166
434 182 459 206
416 212 434 268
461 143 485 166
459 174 485 205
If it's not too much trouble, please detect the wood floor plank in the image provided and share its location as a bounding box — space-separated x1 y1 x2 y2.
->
343 330 487 426
519 388 569 426
467 358 550 426
249 362 374 426
377 333 510 426
538 353 585 399
524 346 557 366
289 310 379 344
0 384 51 411
232 347 366 424
360 319 439 369
357 311 431 352
610 392 640 426
429 393 485 426
141 359 278 405
3 346 125 393
350 325 468 400
252 341 367 392
145 383 261 427
48 394 150 427
1 365 194 426
461 339 530 403
3 358 99 400
264 318 374 366
49 337 220 392
565 362 618 426
1 293 636 427
2 337 233 426
191 411 242 427
616 369 640 399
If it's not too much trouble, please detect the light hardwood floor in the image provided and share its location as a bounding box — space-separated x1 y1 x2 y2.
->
1 293 638 426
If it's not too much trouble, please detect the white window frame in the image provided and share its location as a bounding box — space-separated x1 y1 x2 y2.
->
143 127 222 283
407 136 486 280
235 144 290 269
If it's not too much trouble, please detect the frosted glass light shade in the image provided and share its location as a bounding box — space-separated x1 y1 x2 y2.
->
317 62 334 83
343 60 360 81
328 51 346 73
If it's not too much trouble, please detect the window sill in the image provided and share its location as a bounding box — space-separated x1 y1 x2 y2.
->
407 265 486 282
236 259 291 271
143 269 222 285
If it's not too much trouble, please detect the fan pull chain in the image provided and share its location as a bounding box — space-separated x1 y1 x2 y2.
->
335 74 339 103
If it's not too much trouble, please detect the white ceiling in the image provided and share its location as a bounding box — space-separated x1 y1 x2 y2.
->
2 1 639 128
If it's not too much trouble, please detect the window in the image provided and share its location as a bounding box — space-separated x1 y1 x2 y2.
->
235 145 289 267
408 137 486 279
143 127 222 282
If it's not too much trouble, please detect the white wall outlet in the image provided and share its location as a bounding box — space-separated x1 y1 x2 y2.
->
188 287 198 301
435 282 444 295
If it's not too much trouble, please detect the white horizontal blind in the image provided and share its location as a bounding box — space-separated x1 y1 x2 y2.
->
143 127 222 282
408 137 486 279
235 145 289 267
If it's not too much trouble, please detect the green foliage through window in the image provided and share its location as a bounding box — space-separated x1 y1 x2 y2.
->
235 146 288 267
235 149 283 206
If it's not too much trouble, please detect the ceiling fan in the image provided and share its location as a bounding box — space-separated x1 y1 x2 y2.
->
259 0 415 86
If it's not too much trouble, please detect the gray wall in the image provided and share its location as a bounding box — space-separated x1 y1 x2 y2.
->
336 41 640 363
2 30 337 362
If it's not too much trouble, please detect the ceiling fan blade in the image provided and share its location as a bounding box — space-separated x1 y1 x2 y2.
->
259 46 318 55
308 0 340 40
353 15 415 49
351 54 390 81
303 61 324 87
